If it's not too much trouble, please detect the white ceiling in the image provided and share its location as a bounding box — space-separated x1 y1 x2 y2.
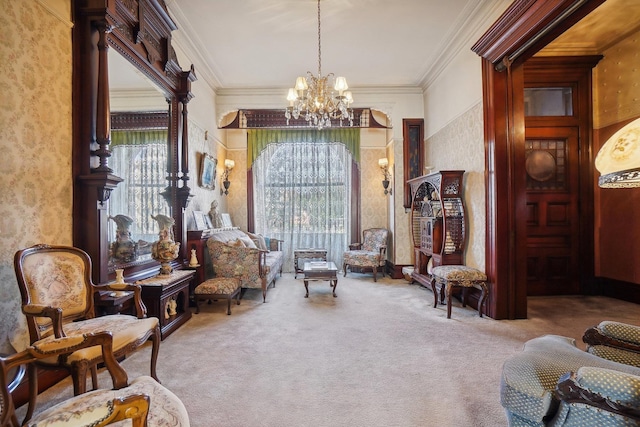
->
165 0 509 92
111 0 640 96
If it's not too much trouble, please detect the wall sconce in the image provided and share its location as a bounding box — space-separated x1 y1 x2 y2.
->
378 158 392 195
221 159 235 195
595 117 640 188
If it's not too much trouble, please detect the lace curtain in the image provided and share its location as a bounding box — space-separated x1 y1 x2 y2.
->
253 141 353 272
109 129 169 244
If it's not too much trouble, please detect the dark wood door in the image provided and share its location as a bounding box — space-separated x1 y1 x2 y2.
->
525 126 580 295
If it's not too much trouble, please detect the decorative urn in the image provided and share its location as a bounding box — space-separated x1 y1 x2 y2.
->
151 214 181 275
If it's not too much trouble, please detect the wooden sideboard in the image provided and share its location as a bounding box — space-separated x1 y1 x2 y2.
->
408 171 466 288
135 269 195 340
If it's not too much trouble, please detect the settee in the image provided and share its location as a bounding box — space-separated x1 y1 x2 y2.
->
205 227 283 302
501 322 640 426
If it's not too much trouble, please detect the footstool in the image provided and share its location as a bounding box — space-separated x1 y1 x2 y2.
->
429 265 488 318
194 277 241 315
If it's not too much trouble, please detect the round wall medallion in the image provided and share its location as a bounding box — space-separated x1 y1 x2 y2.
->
526 150 556 182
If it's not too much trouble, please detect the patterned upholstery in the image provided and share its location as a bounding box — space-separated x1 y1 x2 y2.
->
29 376 189 427
584 321 640 368
429 265 488 318
205 228 284 302
194 278 241 315
501 334 640 426
342 228 388 282
0 333 188 427
548 367 640 426
13 244 161 397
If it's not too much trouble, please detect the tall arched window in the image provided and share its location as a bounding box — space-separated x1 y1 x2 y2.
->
253 140 354 272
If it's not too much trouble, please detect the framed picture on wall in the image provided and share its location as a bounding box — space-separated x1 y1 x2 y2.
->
193 211 208 230
403 119 424 209
220 213 232 228
200 153 217 189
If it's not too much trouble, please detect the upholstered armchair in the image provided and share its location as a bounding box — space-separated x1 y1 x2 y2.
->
1 332 189 427
501 333 640 426
583 320 640 368
342 228 388 282
13 244 161 400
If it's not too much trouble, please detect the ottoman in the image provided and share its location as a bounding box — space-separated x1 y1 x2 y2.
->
194 277 241 315
429 265 488 318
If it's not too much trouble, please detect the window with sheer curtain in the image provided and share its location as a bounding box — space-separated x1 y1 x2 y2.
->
252 132 357 272
109 129 169 245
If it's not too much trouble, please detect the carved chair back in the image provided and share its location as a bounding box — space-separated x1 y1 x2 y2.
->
14 245 96 342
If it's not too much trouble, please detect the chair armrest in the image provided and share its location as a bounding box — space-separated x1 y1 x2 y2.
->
379 245 388 257
22 304 65 338
555 368 640 421
21 332 129 389
349 243 362 250
583 321 640 353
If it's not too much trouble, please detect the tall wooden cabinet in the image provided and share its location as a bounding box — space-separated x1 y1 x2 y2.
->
408 171 466 287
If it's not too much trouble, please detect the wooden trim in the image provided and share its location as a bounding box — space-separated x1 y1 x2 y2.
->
472 0 605 67
598 277 640 304
474 0 605 319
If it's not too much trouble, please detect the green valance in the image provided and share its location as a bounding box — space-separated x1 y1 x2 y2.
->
247 128 360 167
111 129 168 147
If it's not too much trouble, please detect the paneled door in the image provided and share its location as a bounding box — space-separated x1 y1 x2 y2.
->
525 126 580 295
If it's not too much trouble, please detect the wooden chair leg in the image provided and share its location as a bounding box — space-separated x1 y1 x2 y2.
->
430 277 439 308
372 267 377 282
446 283 454 319
149 326 160 383
22 362 38 425
90 364 99 390
226 295 232 315
343 263 348 277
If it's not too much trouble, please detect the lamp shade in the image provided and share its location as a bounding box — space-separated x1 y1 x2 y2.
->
224 159 235 170
595 117 640 188
378 158 389 168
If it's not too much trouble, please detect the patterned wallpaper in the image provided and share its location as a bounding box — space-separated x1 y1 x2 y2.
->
393 139 413 266
0 0 73 352
360 148 388 234
184 122 227 231
593 29 640 129
424 103 486 270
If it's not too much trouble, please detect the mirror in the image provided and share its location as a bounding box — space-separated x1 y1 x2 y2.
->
73 0 196 284
107 50 171 268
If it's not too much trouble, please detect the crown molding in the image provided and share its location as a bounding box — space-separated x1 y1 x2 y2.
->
420 0 513 90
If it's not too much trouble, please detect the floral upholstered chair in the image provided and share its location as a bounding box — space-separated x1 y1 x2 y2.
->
13 244 161 404
342 228 388 282
501 328 640 426
0 332 189 427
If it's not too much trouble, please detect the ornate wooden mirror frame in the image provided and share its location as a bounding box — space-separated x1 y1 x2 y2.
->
72 0 196 284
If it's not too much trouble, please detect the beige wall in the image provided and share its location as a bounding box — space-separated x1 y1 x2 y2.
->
0 0 73 352
424 103 486 270
593 29 640 283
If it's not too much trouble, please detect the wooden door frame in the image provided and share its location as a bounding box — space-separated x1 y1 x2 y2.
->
471 0 605 319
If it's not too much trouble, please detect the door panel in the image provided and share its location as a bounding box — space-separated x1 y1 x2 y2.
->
525 127 580 295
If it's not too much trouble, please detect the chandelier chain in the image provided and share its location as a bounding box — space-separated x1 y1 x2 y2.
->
285 0 354 129
317 0 321 77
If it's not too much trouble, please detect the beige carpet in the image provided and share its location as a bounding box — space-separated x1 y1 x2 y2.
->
20 273 640 426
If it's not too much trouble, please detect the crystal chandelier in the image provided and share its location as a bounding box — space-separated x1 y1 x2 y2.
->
285 0 354 130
